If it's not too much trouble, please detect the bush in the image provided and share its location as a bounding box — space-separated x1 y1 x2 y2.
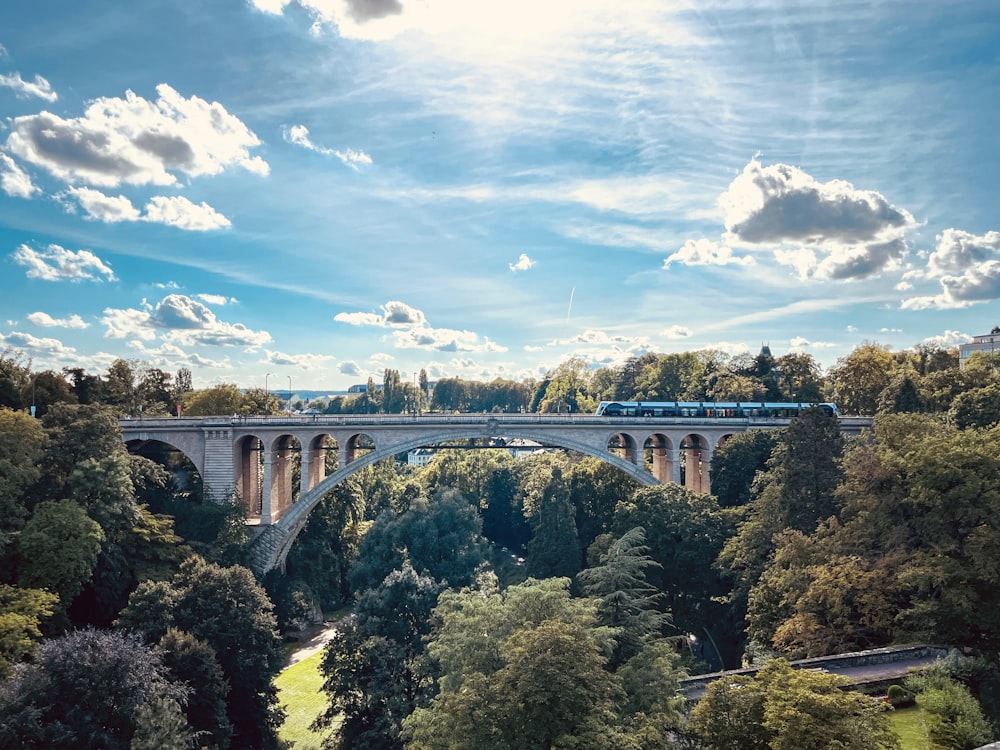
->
887 684 916 708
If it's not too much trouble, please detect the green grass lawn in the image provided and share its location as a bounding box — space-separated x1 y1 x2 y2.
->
889 704 932 750
275 649 331 750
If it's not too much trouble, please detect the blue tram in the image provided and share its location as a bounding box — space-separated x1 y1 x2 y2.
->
594 401 839 418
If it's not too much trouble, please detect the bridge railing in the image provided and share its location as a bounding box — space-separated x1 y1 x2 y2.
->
118 413 851 430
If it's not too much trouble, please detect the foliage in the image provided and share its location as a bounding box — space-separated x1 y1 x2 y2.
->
349 489 485 594
315 564 442 750
613 484 739 669
526 467 582 580
118 557 285 749
402 577 634 750
0 584 57 678
130 697 195 750
576 527 670 667
158 627 234 749
709 430 779 507
905 669 993 750
0 407 46 557
0 628 189 750
17 499 104 619
829 342 896 415
689 658 899 750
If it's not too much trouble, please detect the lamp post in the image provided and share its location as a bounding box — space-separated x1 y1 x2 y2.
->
30 374 36 418
287 375 292 413
265 372 273 415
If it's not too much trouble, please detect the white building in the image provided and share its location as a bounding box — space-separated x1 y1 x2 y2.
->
959 328 1000 367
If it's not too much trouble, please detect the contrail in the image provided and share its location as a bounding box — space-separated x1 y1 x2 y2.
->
567 287 575 321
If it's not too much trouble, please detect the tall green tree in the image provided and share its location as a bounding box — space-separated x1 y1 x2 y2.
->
829 342 896 415
526 467 581 580
576 527 670 667
403 577 626 750
0 628 190 750
613 485 739 669
709 430 779 508
118 558 285 749
315 564 442 750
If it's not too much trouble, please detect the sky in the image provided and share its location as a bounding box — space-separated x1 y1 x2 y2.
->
1 1 999 392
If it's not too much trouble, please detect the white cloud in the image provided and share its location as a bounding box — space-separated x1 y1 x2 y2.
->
68 186 142 222
392 326 507 353
284 124 372 170
663 238 753 268
0 71 58 101
926 229 1000 278
0 153 38 197
102 294 272 347
509 253 535 272
196 293 238 305
67 187 231 230
11 243 117 282
719 158 915 280
335 300 426 327
922 330 972 348
264 350 334 369
6 83 268 188
789 336 837 351
27 311 88 329
1 330 78 358
143 195 231 230
339 360 363 376
335 299 506 352
663 325 692 339
902 229 1000 310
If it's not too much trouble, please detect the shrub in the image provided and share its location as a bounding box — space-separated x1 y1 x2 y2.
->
887 684 916 708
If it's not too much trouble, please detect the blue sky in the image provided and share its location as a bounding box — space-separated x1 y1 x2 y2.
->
1 1 998 391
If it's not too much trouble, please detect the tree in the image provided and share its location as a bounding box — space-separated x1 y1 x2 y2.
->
182 383 247 416
0 628 189 750
130 697 195 750
17 499 104 621
403 577 627 750
105 358 139 415
949 383 1000 429
613 485 739 669
349 489 485 594
0 347 31 409
709 430 779 507
537 356 595 413
719 407 844 622
576 527 670 667
773 352 824 403
0 584 57 678
829 342 896 415
316 564 442 750
876 369 926 415
157 628 234 749
0 407 46 555
526 467 582 579
689 659 898 750
905 668 993 750
118 558 285 749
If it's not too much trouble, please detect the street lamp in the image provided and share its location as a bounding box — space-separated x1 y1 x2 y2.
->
287 376 292 412
265 372 273 415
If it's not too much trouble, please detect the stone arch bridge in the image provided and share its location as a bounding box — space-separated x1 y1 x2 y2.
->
120 413 871 572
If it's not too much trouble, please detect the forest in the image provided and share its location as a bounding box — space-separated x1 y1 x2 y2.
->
2 340 1000 749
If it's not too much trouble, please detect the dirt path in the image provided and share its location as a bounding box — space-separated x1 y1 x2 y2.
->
284 617 351 668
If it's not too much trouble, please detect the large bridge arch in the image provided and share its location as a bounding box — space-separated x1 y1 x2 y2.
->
248 426 658 572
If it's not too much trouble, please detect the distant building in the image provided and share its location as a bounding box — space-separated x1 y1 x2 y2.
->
958 327 1000 367
407 448 436 467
